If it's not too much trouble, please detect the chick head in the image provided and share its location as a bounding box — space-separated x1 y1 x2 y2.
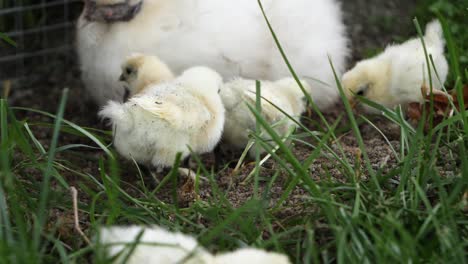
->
119 53 174 99
83 0 143 23
341 57 392 113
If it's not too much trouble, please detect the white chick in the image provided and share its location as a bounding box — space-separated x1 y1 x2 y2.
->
77 0 348 108
214 248 291 264
220 78 308 156
342 20 448 113
98 59 225 169
98 226 214 264
98 226 292 264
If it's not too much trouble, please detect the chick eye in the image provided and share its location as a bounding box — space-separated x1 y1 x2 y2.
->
356 83 370 97
125 67 133 75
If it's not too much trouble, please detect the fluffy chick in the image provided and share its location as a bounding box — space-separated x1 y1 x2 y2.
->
99 63 225 169
77 0 348 108
98 226 292 264
98 226 214 264
220 78 308 156
342 20 448 113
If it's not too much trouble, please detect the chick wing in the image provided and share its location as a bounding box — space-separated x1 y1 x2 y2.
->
130 87 212 132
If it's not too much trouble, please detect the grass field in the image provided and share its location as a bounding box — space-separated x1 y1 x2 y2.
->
0 0 467 263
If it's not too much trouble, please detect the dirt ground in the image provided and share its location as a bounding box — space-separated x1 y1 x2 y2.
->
9 0 453 234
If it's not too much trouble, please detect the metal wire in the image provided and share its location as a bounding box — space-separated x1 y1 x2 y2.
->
0 0 81 82
0 0 80 16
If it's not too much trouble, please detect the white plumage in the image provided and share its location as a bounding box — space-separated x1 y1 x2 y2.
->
342 20 448 113
98 225 292 264
220 78 308 155
98 64 225 168
98 226 214 264
215 248 291 264
77 0 348 108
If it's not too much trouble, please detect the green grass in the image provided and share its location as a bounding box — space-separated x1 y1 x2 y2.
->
0 32 16 47
416 0 468 83
0 2 467 264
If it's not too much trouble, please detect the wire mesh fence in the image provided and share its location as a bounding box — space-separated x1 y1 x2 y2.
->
0 0 82 84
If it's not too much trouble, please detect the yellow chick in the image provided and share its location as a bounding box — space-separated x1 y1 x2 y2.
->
219 78 308 156
342 20 448 113
99 56 225 170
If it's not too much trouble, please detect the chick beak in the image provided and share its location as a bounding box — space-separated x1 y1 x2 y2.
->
119 74 126 82
123 87 130 102
350 97 359 109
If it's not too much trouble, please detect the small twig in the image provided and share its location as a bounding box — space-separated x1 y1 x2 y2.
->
354 148 363 179
70 186 91 245
232 140 255 176
331 130 353 145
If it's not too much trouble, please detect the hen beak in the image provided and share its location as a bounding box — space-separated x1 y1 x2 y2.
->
84 0 143 23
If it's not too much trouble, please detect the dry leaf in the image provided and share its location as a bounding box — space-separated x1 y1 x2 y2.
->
450 84 468 110
408 84 468 129
407 102 423 121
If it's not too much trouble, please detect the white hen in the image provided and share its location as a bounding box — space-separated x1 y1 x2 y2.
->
342 20 448 113
77 0 348 108
220 78 308 155
98 225 292 264
98 66 225 169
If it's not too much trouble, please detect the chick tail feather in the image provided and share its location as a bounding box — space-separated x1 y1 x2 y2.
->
98 101 133 131
424 19 445 50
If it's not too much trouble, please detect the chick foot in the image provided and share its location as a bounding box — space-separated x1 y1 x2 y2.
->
177 168 207 183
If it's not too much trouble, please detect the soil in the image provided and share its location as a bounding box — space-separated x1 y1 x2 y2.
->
5 0 458 253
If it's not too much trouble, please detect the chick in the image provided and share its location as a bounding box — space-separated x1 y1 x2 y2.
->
77 0 348 108
98 225 214 264
98 226 292 264
220 78 308 156
342 20 448 113
98 59 225 170
214 248 291 264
